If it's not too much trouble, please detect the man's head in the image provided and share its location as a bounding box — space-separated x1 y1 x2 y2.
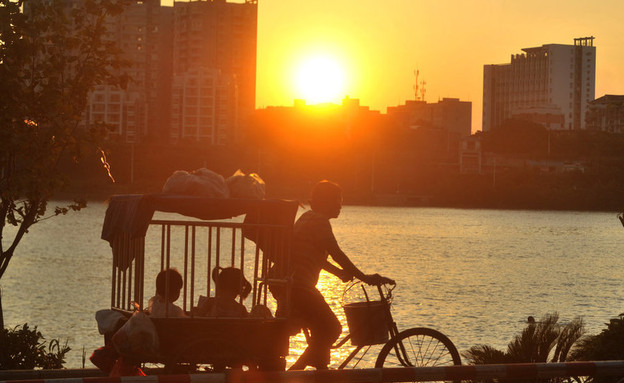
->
155 268 183 302
309 180 343 218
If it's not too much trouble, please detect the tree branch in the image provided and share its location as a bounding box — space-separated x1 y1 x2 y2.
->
0 199 8 255
7 199 40 256
0 249 13 280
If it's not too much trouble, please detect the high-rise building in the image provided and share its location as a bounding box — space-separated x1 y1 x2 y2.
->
25 0 173 143
24 0 256 145
482 37 596 132
171 0 257 144
87 0 171 143
22 0 166 143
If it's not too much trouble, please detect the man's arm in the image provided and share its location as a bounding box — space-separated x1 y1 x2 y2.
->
322 259 353 282
328 245 395 286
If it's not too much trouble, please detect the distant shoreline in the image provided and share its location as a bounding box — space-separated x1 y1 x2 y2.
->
53 182 622 214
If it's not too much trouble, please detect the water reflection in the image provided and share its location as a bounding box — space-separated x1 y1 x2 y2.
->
4 204 624 369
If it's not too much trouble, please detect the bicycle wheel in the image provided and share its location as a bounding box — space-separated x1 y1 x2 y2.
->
375 327 461 368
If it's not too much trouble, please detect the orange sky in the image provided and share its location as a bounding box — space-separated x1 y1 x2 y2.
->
164 0 624 133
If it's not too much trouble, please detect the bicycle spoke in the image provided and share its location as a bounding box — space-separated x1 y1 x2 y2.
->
393 334 443 367
377 328 461 370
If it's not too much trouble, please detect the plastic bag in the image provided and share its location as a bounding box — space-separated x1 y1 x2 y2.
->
95 309 125 335
90 345 118 374
111 309 159 358
226 169 265 199
162 168 229 198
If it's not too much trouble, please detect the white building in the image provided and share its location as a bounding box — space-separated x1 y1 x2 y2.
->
483 37 596 132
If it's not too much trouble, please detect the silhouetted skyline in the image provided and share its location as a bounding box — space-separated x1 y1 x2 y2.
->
165 0 624 133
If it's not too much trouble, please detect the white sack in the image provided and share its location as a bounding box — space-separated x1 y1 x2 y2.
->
226 169 265 199
162 168 229 198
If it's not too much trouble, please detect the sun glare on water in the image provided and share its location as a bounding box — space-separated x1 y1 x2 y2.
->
294 54 346 105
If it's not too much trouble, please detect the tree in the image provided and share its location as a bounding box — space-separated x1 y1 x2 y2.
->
0 0 127 324
482 119 549 155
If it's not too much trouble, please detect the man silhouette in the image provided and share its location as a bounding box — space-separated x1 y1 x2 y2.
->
287 180 394 370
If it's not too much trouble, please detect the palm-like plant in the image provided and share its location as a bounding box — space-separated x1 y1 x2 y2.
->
463 313 585 365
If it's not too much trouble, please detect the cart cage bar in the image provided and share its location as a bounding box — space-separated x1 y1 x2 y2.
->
102 195 299 318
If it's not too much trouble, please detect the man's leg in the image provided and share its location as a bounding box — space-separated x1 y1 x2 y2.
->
288 288 341 370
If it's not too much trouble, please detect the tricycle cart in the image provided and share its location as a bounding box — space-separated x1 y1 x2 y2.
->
101 194 299 371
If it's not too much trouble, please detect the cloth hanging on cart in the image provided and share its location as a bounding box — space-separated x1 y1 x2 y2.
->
102 194 299 245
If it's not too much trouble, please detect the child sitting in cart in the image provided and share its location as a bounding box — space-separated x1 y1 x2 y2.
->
147 268 186 317
198 266 252 317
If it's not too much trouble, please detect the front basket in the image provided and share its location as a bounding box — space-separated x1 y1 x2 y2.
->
343 300 389 346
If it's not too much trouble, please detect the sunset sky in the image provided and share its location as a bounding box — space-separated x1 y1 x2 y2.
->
164 0 624 133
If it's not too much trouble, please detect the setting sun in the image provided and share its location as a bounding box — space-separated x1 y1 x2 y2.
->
293 54 346 104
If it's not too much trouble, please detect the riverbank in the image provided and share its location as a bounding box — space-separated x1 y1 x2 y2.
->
52 138 624 212
0 369 104 381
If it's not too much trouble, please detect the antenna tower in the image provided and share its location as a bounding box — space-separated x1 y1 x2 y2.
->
420 79 426 102
413 70 419 101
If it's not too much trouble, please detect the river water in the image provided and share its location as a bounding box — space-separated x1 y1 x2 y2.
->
2 202 624 369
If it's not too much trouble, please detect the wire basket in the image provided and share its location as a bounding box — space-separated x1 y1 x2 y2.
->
343 300 390 346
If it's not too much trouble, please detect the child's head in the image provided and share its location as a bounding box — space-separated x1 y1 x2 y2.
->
212 266 251 299
155 268 183 302
309 180 342 218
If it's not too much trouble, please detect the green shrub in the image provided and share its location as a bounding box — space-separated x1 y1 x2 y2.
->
0 324 70 370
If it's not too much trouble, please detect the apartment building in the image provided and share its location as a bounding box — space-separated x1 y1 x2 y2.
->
483 37 596 132
171 0 257 143
87 0 172 143
24 0 256 145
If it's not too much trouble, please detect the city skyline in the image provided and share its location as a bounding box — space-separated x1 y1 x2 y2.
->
164 0 624 133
